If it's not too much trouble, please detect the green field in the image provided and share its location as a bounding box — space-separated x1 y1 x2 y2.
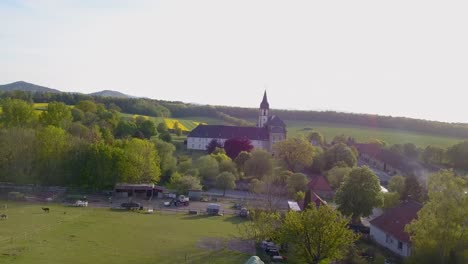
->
0 203 248 264
286 120 464 148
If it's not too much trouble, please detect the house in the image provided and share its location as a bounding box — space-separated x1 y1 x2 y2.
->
369 200 422 257
186 91 286 152
307 175 334 199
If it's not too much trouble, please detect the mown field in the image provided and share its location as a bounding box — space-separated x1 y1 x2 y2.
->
0 203 248 264
285 120 464 148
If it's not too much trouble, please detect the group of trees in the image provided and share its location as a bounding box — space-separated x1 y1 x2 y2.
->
0 98 167 189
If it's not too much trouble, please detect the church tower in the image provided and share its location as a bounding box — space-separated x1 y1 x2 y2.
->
258 91 269 127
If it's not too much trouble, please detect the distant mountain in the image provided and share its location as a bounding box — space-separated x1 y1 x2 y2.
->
89 90 133 98
0 81 135 98
0 81 61 93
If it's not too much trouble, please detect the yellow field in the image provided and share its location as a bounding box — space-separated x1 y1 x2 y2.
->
164 118 189 131
32 103 49 110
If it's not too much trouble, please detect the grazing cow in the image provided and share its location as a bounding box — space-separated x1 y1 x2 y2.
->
42 207 50 213
0 214 7 219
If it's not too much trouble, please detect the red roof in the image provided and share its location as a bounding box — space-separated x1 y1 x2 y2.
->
370 200 422 243
298 192 327 210
307 175 333 193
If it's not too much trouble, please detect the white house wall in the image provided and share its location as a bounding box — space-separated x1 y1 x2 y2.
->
370 225 411 257
187 137 269 151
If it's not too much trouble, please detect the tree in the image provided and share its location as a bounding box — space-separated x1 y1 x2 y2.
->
294 191 305 202
173 122 182 136
244 149 274 180
286 173 308 195
250 174 288 212
157 122 168 134
335 166 383 223
219 159 237 175
307 131 325 146
76 100 97 113
138 119 156 139
234 151 251 175
0 98 35 127
152 139 177 184
115 120 137 138
274 137 318 172
325 143 357 169
326 166 352 189
159 132 172 142
242 206 357 264
35 126 71 185
210 148 230 163
195 155 219 183
389 144 404 155
278 206 358 264
71 107 85 122
382 192 400 210
118 139 161 183
0 128 36 184
403 143 419 159
388 175 406 198
406 170 468 264
40 101 72 128
216 172 236 196
206 139 223 154
402 175 424 202
422 145 445 165
223 137 253 160
170 173 202 194
446 141 468 170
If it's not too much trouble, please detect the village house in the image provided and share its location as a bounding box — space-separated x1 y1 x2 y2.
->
369 200 422 257
187 91 286 152
307 175 334 199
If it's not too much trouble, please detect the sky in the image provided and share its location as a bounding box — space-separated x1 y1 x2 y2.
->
1 0 468 123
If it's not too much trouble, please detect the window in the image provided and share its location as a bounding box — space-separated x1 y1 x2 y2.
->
398 241 403 250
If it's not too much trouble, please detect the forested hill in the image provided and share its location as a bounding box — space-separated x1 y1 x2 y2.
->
89 90 133 98
1 87 468 139
0 81 61 93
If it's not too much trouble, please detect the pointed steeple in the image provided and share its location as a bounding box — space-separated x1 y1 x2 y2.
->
260 90 269 109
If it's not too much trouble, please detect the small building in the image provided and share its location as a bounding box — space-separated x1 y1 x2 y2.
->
369 200 422 257
299 191 327 210
114 183 164 199
307 175 334 199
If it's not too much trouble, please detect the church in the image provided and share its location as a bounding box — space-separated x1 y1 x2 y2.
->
186 91 287 152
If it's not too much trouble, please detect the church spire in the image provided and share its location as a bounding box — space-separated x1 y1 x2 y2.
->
260 90 269 109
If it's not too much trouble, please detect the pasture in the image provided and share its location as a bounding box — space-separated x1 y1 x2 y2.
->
285 120 464 148
0 203 248 264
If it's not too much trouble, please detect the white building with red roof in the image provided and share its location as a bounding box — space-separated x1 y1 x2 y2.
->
369 200 422 257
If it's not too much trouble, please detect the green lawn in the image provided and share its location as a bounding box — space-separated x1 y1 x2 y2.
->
0 203 248 264
285 120 464 148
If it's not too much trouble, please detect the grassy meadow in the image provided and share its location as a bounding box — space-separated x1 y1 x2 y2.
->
0 203 248 264
285 120 464 148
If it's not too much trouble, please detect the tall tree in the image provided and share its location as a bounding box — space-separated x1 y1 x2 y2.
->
335 166 383 223
406 170 468 264
234 151 251 175
0 128 36 183
170 173 202 194
325 143 357 169
244 149 274 180
118 139 161 183
216 171 236 196
307 131 325 146
388 175 406 198
223 137 253 160
40 101 72 128
138 119 156 139
446 141 468 170
195 155 220 183
286 172 308 195
402 175 425 202
0 98 35 127
422 145 445 165
403 143 419 159
325 166 352 189
274 137 318 172
152 139 177 184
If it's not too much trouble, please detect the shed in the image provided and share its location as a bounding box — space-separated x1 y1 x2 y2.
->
207 203 221 215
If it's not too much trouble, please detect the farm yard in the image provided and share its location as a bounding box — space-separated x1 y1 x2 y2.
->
0 202 249 264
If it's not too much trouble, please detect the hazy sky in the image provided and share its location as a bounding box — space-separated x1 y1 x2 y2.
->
1 1 468 123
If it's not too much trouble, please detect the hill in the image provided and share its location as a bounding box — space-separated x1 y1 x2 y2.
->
0 81 61 93
89 90 133 98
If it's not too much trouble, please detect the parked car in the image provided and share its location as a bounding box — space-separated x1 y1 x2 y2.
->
120 202 141 210
73 200 88 207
